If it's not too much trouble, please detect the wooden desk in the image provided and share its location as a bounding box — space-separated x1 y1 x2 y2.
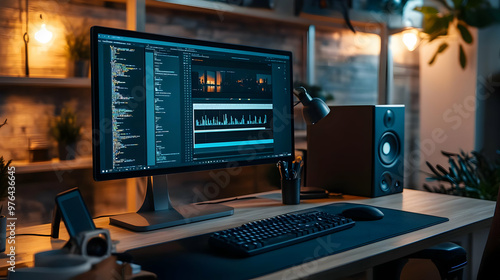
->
9 189 496 279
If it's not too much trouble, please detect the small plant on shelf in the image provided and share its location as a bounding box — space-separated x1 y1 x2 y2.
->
0 118 9 252
65 26 90 62
0 119 11 200
423 150 500 201
50 108 82 161
65 20 90 77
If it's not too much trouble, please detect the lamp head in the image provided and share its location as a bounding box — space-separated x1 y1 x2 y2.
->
293 86 330 125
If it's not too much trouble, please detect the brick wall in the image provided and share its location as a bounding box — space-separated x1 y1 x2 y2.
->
315 29 380 104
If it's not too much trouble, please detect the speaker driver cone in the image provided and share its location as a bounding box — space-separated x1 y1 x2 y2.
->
379 132 399 165
380 172 393 192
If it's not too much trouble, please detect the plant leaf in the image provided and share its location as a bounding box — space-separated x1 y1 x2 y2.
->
457 23 473 44
414 6 439 14
458 156 478 187
423 14 452 40
459 44 467 69
426 161 441 176
439 184 448 193
452 0 463 8
449 157 461 178
429 42 449 65
442 150 458 157
462 0 500 27
466 0 488 9
437 42 449 52
338 0 355 33
425 178 443 182
436 164 449 176
423 184 434 193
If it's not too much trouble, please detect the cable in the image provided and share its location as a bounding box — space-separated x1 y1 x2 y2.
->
18 214 117 238
196 196 258 205
92 214 117 219
17 233 51 237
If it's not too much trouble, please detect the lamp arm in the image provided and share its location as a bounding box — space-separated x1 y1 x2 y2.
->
293 86 313 106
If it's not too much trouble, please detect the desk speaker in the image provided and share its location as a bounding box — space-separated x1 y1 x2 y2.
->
306 105 405 197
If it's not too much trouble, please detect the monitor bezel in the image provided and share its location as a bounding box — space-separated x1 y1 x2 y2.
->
91 26 295 181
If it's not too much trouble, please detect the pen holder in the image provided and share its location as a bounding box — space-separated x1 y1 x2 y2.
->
281 178 301 205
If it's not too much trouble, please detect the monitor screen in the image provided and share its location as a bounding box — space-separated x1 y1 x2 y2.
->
91 26 294 182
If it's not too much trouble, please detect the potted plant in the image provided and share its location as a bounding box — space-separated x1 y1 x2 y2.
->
414 0 500 69
65 22 90 77
0 119 11 252
423 150 500 201
50 108 82 161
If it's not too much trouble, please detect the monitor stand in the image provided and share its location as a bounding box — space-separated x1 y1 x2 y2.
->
109 175 234 232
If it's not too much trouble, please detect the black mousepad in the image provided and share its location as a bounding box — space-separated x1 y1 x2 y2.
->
126 202 448 279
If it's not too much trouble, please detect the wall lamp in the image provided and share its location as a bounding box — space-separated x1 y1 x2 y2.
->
23 0 53 76
389 27 421 52
293 86 330 125
401 28 419 51
35 21 53 44
23 0 29 76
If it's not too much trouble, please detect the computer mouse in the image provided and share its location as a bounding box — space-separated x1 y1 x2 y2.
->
341 206 384 221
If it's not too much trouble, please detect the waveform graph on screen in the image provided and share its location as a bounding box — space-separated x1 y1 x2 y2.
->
193 103 274 162
196 112 268 126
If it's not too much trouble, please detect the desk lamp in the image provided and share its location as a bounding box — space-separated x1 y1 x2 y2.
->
293 86 331 198
293 86 330 125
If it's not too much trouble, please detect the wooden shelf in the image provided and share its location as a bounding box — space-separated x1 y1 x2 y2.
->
0 76 90 88
105 0 386 33
149 0 387 31
14 156 92 174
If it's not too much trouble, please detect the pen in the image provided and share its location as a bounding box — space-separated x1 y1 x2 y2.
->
278 159 303 180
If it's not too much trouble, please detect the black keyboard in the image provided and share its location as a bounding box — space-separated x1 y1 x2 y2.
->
208 210 355 256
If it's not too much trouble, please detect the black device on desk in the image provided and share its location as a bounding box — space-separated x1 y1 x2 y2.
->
52 188 113 260
90 26 295 232
341 205 385 221
52 188 96 238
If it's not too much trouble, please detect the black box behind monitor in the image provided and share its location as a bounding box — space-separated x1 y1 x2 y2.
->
306 105 405 197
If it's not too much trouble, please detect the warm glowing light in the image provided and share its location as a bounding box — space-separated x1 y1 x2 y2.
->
35 24 53 44
402 29 419 51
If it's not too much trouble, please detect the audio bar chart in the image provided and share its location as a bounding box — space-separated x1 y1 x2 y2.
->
196 113 267 127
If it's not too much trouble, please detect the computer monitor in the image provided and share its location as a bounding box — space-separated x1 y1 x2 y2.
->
90 26 294 232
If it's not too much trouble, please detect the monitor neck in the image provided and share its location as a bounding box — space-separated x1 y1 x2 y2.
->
138 175 173 213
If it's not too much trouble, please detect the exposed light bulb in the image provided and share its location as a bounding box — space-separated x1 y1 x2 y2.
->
402 29 418 52
35 24 53 44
